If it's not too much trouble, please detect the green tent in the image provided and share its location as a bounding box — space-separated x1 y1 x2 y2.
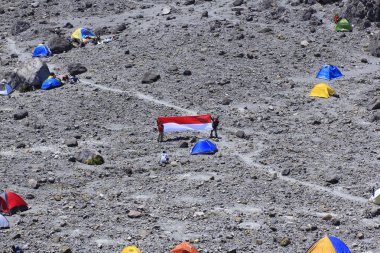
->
335 18 352 32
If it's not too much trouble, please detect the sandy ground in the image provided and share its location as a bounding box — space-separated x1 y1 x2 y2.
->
0 0 379 252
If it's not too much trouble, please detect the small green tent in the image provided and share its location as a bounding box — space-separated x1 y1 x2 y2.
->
335 18 352 32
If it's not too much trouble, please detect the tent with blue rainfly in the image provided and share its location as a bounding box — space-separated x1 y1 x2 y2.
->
191 139 218 155
32 44 51 57
71 27 97 42
0 83 13 96
316 65 343 80
41 78 62 90
306 236 351 253
0 214 9 229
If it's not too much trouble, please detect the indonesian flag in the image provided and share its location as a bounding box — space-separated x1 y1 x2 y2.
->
157 114 212 132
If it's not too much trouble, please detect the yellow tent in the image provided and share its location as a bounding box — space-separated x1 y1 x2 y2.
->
309 83 336 98
120 246 141 253
71 27 96 42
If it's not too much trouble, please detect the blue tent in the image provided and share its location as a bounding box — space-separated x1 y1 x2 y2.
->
32 44 51 57
41 78 62 90
0 84 13 96
306 236 351 253
191 139 218 155
0 214 9 229
316 65 343 80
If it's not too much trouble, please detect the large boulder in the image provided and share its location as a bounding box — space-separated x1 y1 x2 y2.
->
369 32 380 57
75 149 104 165
343 0 380 28
68 63 87 76
7 58 50 90
316 0 339 4
48 36 72 54
11 21 30 35
368 96 380 110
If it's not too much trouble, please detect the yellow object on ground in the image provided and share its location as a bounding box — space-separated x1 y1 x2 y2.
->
309 83 336 98
306 236 336 252
120 246 141 253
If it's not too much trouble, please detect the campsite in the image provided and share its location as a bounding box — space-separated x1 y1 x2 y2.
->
0 0 379 252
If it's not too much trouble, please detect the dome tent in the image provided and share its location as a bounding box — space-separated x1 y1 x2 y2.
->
335 18 352 32
32 44 51 57
0 214 9 229
71 27 97 42
191 139 218 155
0 191 28 215
316 65 343 80
41 78 62 90
120 246 140 253
309 83 336 98
171 242 199 253
306 236 351 253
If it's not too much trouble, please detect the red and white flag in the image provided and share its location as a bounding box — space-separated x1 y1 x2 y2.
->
157 114 212 132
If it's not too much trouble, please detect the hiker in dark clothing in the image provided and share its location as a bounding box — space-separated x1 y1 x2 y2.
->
210 116 219 138
157 120 164 142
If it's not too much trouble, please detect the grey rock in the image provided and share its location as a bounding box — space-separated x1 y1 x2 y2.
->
75 149 104 165
221 97 232 105
48 36 72 54
65 138 78 147
326 175 340 184
281 168 290 176
317 0 339 4
8 58 50 90
14 110 28 120
201 11 208 18
236 130 246 138
322 214 333 220
142 73 160 84
233 0 244 6
114 23 127 33
258 27 273 33
227 249 237 253
369 32 380 57
11 20 30 35
127 210 142 218
331 217 341 226
301 8 315 21
370 207 380 217
184 0 195 5
16 142 26 149
183 70 192 76
368 96 380 110
68 63 87 76
63 22 74 28
25 193 35 199
179 142 189 148
60 246 72 253
279 237 291 247
28 179 39 189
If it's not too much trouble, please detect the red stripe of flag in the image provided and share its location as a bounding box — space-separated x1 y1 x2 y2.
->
158 114 212 124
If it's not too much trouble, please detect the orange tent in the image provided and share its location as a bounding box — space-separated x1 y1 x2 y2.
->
171 242 199 253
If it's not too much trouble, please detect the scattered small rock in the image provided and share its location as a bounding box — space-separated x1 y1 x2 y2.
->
14 110 28 120
280 237 291 247
65 138 78 147
326 175 340 184
236 130 246 138
28 179 39 189
68 63 87 76
127 210 142 218
11 20 30 35
221 97 232 105
60 246 72 253
233 0 244 6
75 149 104 165
142 72 160 84
179 142 189 148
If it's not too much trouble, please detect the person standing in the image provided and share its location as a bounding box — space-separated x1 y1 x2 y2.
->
210 116 219 138
157 120 164 142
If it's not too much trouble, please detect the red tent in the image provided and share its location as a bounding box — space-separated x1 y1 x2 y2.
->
0 191 28 215
171 242 199 253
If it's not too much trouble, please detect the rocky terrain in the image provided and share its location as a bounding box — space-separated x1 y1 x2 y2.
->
0 0 379 252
